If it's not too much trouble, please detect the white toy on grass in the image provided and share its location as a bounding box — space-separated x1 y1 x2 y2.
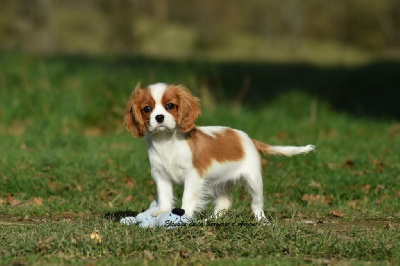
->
120 200 192 229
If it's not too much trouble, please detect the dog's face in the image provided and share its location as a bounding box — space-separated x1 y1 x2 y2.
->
124 83 201 137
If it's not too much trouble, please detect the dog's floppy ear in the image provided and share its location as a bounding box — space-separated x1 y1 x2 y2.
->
176 85 201 133
124 82 146 137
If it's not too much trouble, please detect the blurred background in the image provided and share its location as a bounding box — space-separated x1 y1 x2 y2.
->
1 0 400 63
1 0 400 120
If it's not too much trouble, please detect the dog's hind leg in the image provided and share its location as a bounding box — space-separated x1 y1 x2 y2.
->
210 183 232 217
243 171 267 222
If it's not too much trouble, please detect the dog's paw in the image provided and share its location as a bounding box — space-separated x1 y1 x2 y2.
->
259 218 271 226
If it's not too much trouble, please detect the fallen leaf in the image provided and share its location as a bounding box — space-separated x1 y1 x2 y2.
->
84 127 103 137
301 194 333 206
125 178 135 189
7 120 28 136
309 181 322 189
346 198 369 209
203 251 215 260
297 212 306 218
385 223 394 230
1 174 8 181
90 230 102 244
101 188 118 201
48 182 57 190
261 158 267 166
376 184 385 191
386 243 394 249
276 162 286 168
375 161 384 173
361 184 371 192
33 197 43 206
300 220 315 224
327 162 337 170
36 237 54 253
277 131 289 140
332 210 344 218
7 195 21 206
205 231 216 236
143 250 154 260
180 249 192 258
123 195 136 204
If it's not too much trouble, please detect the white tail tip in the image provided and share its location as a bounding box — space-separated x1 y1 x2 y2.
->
269 144 315 157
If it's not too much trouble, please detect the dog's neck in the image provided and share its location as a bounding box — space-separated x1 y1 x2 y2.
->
145 128 185 148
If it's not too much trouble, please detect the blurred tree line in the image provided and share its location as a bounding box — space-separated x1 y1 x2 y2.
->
0 0 399 60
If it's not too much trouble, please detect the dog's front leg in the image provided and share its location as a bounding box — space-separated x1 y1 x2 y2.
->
151 174 173 217
181 171 204 218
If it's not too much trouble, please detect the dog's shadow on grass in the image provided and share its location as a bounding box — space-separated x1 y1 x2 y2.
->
102 211 139 222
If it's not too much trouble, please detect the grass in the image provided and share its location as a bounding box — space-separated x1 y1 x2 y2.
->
0 53 400 264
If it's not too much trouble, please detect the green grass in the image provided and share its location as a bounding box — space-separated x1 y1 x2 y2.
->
1 53 400 264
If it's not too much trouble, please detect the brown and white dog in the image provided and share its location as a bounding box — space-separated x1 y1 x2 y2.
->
124 83 315 221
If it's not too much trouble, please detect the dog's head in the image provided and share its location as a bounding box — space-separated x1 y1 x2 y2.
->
124 83 201 137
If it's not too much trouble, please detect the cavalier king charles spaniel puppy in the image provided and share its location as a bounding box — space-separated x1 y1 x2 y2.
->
124 83 315 222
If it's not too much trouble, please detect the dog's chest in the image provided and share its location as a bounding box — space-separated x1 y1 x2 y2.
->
147 137 192 182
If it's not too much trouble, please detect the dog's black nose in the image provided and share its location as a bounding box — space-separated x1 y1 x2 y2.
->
155 115 164 123
172 208 185 216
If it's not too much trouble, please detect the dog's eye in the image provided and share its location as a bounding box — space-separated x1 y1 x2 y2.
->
166 103 175 110
143 106 152 113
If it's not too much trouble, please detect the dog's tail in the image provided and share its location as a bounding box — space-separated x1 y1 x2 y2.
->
252 139 315 157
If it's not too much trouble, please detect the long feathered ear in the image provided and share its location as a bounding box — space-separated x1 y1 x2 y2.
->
176 85 201 133
124 82 146 137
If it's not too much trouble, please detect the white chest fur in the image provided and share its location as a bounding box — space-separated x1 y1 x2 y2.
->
145 131 193 184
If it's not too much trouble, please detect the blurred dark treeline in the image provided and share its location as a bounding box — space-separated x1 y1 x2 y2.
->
1 0 400 61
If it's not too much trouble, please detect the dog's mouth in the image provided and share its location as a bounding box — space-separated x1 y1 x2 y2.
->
155 126 167 131
150 124 172 133
149 120 177 133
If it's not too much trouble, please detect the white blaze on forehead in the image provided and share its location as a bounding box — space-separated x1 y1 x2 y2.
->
148 83 168 104
146 83 177 132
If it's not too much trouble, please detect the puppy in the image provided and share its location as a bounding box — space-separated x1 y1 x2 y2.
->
124 83 315 221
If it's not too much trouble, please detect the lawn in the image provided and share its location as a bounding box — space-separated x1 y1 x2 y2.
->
0 53 399 264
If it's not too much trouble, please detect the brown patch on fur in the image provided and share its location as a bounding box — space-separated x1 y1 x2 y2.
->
252 139 275 173
124 84 155 137
251 139 275 155
186 128 245 177
161 86 180 121
168 85 201 133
